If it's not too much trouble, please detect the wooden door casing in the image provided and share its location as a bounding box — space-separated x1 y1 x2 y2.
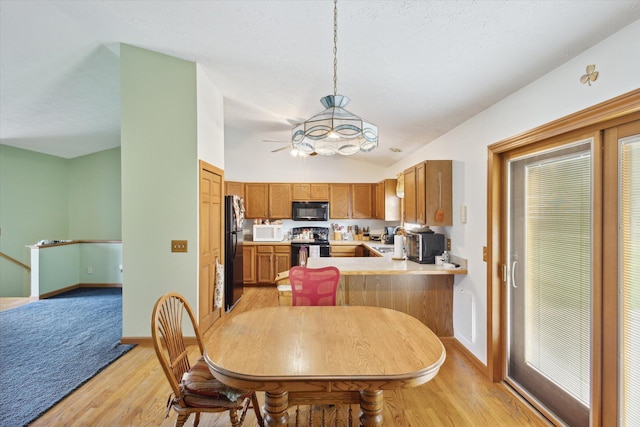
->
199 161 223 332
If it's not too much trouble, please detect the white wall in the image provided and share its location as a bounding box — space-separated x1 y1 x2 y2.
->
387 20 640 364
197 65 225 169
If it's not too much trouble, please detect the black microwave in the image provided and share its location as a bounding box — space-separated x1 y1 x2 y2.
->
292 201 329 221
406 231 445 264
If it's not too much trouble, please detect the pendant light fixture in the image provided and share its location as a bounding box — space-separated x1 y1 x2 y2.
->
291 0 378 156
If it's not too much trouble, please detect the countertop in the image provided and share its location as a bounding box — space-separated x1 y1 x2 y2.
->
243 238 384 245
307 255 467 275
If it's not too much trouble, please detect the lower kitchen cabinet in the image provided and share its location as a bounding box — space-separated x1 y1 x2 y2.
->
330 245 364 257
255 244 290 285
242 245 256 285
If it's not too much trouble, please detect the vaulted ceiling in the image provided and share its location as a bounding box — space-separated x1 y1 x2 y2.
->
1 1 639 166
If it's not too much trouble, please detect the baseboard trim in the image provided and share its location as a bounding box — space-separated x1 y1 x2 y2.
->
39 283 122 299
453 338 489 378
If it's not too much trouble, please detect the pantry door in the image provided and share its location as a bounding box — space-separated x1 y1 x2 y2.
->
199 161 223 332
505 135 595 426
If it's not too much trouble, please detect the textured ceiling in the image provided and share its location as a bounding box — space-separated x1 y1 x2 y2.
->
1 1 639 166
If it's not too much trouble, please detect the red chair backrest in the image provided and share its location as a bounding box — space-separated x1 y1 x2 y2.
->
289 266 340 306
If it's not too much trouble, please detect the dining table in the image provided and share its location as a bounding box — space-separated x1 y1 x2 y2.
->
204 305 446 426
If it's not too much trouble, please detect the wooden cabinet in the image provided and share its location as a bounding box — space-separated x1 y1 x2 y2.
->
416 162 427 224
244 183 291 219
242 245 256 285
403 166 417 223
403 160 452 226
374 179 400 221
424 160 452 226
225 181 245 197
330 183 375 219
244 183 269 218
351 184 373 218
268 183 292 219
329 184 351 219
330 245 363 257
255 245 290 284
292 183 329 201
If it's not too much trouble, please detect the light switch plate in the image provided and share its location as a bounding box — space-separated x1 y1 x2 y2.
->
171 240 188 253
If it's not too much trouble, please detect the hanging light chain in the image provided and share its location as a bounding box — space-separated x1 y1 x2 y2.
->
333 0 338 97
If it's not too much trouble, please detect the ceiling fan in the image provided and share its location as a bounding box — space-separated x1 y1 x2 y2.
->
262 139 318 156
262 139 290 153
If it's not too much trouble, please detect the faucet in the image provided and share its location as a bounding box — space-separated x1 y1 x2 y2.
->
392 226 405 235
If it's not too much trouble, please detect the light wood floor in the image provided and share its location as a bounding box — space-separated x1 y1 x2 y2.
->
26 287 551 427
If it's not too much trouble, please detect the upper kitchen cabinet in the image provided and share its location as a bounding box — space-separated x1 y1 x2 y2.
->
329 183 374 219
424 160 452 226
225 181 245 198
269 183 292 218
403 160 452 226
403 166 417 223
351 184 374 219
374 179 400 221
329 184 350 219
292 183 330 201
244 183 269 218
244 183 291 219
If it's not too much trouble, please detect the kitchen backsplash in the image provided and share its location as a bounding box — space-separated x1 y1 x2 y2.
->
242 219 399 240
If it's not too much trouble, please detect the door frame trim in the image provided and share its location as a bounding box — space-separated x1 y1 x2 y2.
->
485 90 640 423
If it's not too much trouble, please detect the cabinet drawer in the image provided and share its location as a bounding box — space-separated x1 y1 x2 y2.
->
330 245 358 256
275 245 290 253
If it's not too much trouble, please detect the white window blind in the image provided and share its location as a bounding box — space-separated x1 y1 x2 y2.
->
620 135 640 426
525 149 591 405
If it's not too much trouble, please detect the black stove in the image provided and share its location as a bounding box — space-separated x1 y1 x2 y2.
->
290 226 330 243
290 227 330 266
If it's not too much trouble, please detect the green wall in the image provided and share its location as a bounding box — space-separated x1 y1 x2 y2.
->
69 148 122 239
0 145 121 297
120 44 199 338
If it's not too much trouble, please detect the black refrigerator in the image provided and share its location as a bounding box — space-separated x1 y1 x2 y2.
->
224 195 244 311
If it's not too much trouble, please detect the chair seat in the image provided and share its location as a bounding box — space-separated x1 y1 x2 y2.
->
180 356 252 408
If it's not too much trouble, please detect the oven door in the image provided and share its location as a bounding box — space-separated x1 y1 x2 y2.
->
291 243 330 267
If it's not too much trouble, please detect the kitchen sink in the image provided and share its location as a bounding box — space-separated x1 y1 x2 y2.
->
371 246 394 254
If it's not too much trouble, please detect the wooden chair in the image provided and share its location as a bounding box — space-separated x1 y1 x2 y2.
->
289 266 340 306
151 292 264 427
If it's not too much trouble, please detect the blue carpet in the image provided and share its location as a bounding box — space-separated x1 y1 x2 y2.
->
0 287 135 426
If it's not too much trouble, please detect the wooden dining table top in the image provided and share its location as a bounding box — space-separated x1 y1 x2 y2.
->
204 305 446 393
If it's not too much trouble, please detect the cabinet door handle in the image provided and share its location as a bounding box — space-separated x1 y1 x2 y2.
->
511 260 518 288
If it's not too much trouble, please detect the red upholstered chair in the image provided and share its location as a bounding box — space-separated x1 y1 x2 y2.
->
289 266 340 306
152 292 264 427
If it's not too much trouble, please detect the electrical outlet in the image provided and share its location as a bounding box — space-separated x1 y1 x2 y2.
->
483 246 488 262
447 238 451 251
171 240 188 253
87 267 93 274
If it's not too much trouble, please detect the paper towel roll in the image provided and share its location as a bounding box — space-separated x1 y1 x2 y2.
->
394 235 404 258
309 246 320 258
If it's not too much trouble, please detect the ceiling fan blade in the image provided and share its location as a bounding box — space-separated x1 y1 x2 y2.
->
271 146 291 153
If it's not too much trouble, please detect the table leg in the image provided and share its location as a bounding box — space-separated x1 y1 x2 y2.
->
359 389 383 426
264 391 289 426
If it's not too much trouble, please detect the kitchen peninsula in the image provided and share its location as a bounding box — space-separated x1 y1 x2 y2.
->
306 254 467 338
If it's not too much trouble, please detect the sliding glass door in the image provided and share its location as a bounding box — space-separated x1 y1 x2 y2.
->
602 120 640 426
506 138 593 426
489 92 640 426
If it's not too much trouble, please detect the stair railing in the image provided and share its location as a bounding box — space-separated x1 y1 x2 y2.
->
0 251 31 272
